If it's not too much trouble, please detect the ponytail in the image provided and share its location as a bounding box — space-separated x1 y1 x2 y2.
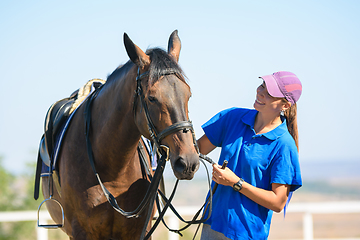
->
283 103 299 152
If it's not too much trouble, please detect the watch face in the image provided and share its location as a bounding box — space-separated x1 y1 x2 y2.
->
233 183 241 191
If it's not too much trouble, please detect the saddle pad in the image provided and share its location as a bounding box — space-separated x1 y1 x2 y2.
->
70 78 106 114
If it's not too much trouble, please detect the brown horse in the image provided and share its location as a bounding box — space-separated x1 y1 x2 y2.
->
41 30 200 239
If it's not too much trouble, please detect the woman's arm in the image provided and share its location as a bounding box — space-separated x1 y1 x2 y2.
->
242 182 290 213
197 134 216 155
212 164 290 213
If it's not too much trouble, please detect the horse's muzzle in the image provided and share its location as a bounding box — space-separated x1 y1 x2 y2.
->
172 155 200 180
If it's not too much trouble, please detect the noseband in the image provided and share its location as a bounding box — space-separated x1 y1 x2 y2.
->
134 67 199 156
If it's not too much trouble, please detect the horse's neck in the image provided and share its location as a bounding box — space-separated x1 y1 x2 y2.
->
90 69 141 169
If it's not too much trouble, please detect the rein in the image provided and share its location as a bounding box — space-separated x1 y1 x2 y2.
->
84 66 213 239
148 158 214 238
84 87 168 219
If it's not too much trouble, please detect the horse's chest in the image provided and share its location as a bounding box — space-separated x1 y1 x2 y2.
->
84 183 126 208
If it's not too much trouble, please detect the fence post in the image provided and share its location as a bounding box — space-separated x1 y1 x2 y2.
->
168 214 180 240
303 212 313 240
36 224 48 240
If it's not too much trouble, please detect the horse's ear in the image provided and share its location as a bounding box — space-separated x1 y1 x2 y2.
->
168 30 181 62
123 33 150 69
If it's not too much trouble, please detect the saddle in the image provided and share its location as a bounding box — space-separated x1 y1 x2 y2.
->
34 79 105 200
39 94 77 167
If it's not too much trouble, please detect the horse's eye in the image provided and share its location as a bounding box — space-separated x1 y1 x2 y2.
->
148 96 157 103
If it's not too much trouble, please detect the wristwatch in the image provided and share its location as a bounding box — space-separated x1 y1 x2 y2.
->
233 178 244 192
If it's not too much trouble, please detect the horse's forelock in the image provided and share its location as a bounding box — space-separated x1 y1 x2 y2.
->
146 48 187 86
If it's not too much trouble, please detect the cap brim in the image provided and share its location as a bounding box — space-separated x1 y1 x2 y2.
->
259 75 284 98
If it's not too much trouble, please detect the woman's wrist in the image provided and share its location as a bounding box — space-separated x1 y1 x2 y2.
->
232 178 245 192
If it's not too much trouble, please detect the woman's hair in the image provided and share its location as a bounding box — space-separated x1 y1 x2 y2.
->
283 103 299 152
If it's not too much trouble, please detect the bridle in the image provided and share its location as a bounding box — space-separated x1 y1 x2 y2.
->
84 66 213 240
133 67 198 155
134 67 209 239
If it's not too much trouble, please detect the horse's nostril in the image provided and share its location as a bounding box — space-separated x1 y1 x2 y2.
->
174 157 186 173
174 156 199 175
191 164 197 172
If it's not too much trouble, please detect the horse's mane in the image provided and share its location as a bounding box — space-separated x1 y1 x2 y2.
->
106 62 131 82
107 48 187 86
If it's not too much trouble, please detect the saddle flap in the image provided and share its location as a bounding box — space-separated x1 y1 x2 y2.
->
43 98 75 161
39 136 50 167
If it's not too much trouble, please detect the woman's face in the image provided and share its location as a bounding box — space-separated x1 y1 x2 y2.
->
254 81 288 115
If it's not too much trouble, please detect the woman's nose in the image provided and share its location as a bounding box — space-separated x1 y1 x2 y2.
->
256 86 261 93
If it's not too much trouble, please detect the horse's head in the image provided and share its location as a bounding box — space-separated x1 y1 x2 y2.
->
124 30 199 180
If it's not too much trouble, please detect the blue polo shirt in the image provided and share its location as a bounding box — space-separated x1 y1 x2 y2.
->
202 107 302 240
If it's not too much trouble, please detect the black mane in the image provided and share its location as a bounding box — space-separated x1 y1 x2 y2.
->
106 61 132 82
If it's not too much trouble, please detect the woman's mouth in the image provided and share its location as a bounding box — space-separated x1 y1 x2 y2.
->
256 99 265 105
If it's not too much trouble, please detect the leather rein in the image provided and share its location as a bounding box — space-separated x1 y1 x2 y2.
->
84 67 213 239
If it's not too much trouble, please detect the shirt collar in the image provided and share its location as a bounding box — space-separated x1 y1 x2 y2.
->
242 109 288 140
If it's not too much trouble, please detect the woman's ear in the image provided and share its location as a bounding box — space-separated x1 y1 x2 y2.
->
282 101 292 111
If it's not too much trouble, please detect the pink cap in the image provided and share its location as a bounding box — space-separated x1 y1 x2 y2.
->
260 71 302 105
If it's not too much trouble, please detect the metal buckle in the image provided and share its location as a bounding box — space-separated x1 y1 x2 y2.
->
159 145 170 161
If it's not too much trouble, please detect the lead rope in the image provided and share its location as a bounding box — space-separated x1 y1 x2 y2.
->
142 179 180 240
147 128 216 238
154 158 214 236
142 157 213 240
143 154 215 238
192 160 228 240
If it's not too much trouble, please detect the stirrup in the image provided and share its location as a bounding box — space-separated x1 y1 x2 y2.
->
37 196 64 229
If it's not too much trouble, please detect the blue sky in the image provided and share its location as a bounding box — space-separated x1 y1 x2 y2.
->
1 0 359 174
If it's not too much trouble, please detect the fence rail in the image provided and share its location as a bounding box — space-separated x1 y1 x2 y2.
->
1 201 360 240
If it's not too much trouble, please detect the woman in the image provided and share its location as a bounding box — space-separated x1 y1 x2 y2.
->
198 71 302 240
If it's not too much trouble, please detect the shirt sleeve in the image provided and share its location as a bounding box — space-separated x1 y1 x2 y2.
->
201 108 237 147
270 142 302 192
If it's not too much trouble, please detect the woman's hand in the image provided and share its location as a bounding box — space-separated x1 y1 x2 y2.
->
212 163 290 212
212 163 240 187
